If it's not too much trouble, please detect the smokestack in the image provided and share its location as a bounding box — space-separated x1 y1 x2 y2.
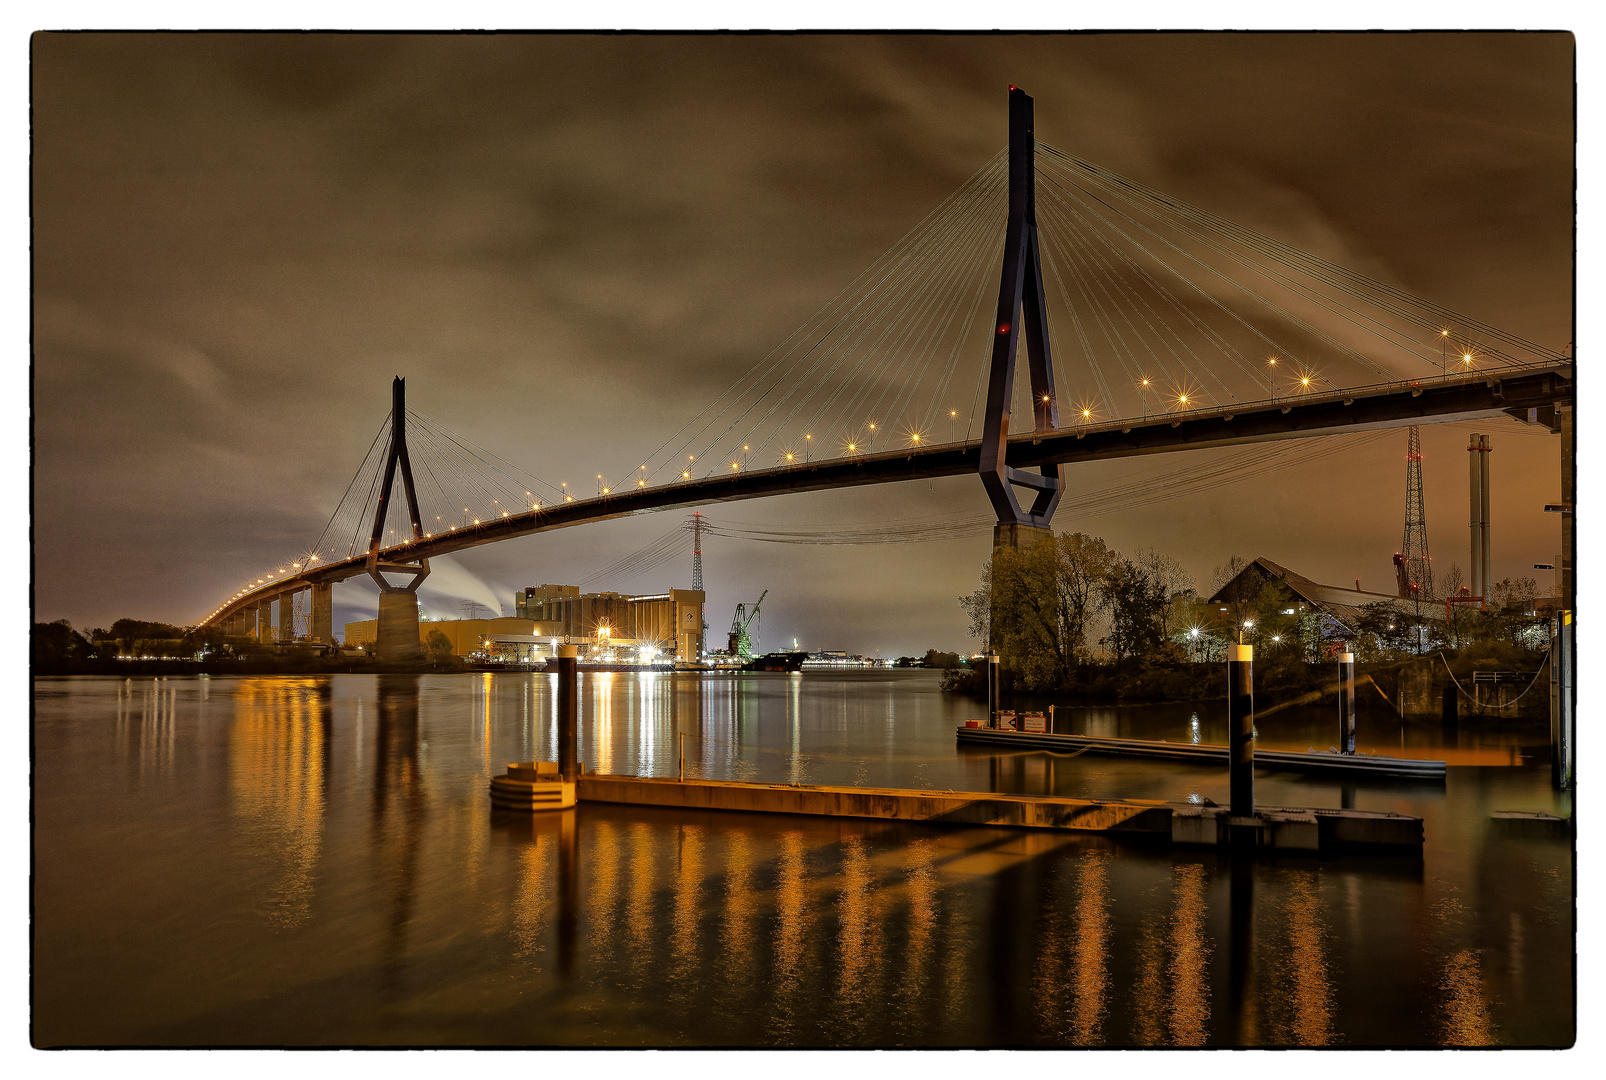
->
1469 433 1485 608
1479 434 1492 604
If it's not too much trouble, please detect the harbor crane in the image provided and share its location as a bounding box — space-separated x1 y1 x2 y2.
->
727 590 767 660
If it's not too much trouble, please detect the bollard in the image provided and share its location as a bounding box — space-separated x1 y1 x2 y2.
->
987 653 1000 727
1228 643 1255 847
1338 651 1356 754
557 643 578 781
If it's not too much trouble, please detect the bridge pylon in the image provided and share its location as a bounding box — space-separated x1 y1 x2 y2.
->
980 85 1062 551
367 376 430 661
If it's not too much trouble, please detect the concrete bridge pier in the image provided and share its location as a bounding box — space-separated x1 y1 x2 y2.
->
277 594 294 644
992 522 1054 550
255 600 272 641
311 583 333 645
376 590 423 661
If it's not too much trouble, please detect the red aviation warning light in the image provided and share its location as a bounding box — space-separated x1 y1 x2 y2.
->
997 323 1010 334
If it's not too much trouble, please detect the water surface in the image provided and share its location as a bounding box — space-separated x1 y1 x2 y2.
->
33 671 1572 1046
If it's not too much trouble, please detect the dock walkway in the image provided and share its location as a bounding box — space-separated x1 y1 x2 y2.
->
576 773 1423 852
955 726 1446 780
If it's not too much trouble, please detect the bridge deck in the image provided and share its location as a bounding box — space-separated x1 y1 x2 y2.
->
201 361 1570 627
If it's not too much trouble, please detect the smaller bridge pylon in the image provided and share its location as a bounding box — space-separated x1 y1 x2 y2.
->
367 376 430 661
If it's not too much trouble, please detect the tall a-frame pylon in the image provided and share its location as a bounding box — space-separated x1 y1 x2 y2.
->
979 86 1064 550
367 376 430 660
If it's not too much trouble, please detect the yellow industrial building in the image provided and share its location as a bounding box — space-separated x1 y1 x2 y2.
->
343 584 705 663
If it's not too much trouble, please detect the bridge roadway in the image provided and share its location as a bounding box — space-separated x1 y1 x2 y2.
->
200 361 1571 628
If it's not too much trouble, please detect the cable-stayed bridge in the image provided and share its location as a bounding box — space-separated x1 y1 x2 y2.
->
197 87 1572 657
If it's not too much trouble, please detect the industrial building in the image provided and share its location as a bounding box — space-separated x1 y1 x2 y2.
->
343 584 706 663
1208 557 1444 638
515 583 705 662
343 616 557 662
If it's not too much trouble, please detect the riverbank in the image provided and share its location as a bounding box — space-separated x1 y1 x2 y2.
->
30 656 468 677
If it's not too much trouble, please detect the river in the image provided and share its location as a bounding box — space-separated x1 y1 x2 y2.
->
32 669 1572 1047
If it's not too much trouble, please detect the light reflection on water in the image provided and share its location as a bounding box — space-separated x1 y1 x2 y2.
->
31 671 1572 1047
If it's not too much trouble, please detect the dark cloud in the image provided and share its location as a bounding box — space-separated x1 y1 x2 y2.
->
32 33 1572 652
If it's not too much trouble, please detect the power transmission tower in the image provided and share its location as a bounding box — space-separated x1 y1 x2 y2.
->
690 512 703 592
690 511 707 658
1401 425 1435 613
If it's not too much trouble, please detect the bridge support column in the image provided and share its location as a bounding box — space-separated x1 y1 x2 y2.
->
1228 643 1255 848
255 600 272 641
556 643 578 780
278 594 295 644
311 583 333 645
978 86 1064 543
377 591 422 662
992 522 1054 551
1338 651 1356 754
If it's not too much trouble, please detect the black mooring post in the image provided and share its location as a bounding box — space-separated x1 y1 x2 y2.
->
1553 610 1573 790
1339 650 1356 754
557 644 578 780
987 653 1000 727
1228 643 1255 846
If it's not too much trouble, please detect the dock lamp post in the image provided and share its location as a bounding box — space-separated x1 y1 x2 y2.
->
987 653 1000 728
1228 642 1255 848
1338 650 1357 754
556 643 578 781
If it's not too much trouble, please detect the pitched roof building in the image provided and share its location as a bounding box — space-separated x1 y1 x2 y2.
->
1207 556 1443 635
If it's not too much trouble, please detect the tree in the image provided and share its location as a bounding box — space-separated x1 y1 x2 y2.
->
987 541 1072 688
1052 532 1117 665
1485 577 1545 649
33 620 90 666
921 649 960 669
961 531 1117 690
1356 600 1414 658
1438 563 1475 649
1101 557 1165 667
1137 548 1193 641
1210 555 1260 643
425 629 455 662
960 583 991 650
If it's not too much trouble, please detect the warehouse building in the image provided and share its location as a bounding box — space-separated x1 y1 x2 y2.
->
516 583 705 662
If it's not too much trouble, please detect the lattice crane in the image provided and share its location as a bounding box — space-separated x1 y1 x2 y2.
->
727 590 767 660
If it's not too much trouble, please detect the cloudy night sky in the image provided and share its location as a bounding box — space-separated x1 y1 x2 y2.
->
30 31 1574 655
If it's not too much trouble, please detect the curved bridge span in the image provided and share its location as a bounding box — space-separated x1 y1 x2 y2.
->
201 361 1570 632
200 87 1574 655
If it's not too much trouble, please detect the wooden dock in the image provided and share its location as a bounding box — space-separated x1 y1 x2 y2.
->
575 773 1424 852
955 726 1447 780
